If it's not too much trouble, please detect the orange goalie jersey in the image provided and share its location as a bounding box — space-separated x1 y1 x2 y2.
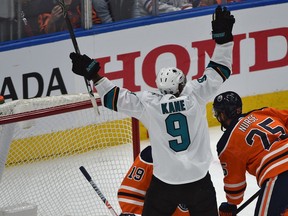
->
217 107 288 205
117 145 189 215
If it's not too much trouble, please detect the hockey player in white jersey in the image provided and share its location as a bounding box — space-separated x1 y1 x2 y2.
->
69 5 235 216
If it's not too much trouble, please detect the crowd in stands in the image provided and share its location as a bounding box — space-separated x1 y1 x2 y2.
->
18 0 101 37
0 0 243 43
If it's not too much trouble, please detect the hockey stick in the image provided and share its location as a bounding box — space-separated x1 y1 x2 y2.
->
236 189 260 214
57 0 100 115
79 166 118 216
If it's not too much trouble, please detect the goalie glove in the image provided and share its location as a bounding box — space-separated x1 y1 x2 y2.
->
219 202 237 216
69 52 101 81
212 5 235 44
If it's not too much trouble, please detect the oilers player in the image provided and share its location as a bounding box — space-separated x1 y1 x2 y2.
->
213 91 288 216
117 145 190 216
69 5 235 216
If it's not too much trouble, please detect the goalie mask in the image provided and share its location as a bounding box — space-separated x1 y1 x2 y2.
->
155 67 186 96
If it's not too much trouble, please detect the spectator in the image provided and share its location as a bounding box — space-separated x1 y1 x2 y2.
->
195 0 243 8
92 0 114 23
118 145 189 216
108 0 135 21
38 0 68 34
69 5 235 216
217 0 243 4
133 0 193 18
38 0 101 34
198 0 217 7
212 91 288 216
18 0 51 37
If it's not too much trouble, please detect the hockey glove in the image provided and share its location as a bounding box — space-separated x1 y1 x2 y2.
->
69 52 100 81
219 202 237 216
212 5 235 44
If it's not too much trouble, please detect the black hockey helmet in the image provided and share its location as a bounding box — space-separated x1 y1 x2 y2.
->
213 91 242 119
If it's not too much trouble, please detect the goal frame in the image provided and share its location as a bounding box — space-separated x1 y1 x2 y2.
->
0 97 141 159
0 94 141 216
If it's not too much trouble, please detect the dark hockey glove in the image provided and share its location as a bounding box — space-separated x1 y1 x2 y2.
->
219 202 237 216
212 5 235 44
119 214 136 216
69 52 100 80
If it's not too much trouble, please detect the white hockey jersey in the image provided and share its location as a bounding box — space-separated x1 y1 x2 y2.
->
95 42 233 184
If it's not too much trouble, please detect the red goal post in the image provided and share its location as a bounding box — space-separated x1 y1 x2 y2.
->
0 93 140 216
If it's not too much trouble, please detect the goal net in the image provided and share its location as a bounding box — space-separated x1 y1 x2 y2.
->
0 93 140 216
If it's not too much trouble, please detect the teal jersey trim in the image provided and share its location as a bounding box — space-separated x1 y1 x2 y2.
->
207 61 231 81
103 87 119 111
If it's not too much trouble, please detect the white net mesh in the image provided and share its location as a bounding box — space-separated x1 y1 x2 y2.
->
0 93 137 216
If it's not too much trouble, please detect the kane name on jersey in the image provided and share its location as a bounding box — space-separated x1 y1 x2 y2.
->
161 100 186 114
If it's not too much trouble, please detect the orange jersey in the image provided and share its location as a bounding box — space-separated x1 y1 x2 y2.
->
217 107 288 205
118 146 189 215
